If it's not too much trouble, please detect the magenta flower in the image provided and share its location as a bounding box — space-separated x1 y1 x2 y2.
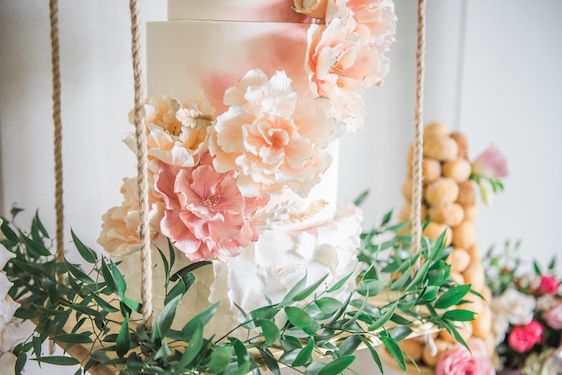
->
472 144 508 180
539 275 560 295
154 154 268 261
508 320 544 353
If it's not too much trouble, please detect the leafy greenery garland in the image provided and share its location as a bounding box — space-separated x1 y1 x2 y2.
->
1 207 477 375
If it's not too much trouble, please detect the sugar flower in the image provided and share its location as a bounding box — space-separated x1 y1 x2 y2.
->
125 95 214 168
293 0 329 18
343 0 397 50
436 339 495 375
543 301 562 329
209 69 335 197
539 275 560 295
0 352 16 375
508 320 544 353
491 288 536 326
98 177 164 258
305 16 389 130
472 144 509 180
155 154 268 261
0 273 18 328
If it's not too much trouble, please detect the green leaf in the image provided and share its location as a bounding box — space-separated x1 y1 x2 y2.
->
164 278 186 305
182 302 219 340
256 320 279 346
368 302 397 331
353 190 370 206
443 309 476 322
381 210 393 226
32 356 80 366
282 274 307 304
441 320 469 349
22 235 51 257
337 336 361 357
116 317 130 357
435 284 472 309
170 261 212 281
52 333 92 344
381 335 405 371
257 348 281 375
158 247 170 283
1 218 19 242
326 270 355 294
389 326 413 342
533 261 542 275
292 338 315 367
208 345 234 374
71 230 97 263
315 297 343 315
285 307 314 330
294 274 328 301
420 286 439 302
16 352 27 374
153 295 181 341
318 356 356 375
358 336 384 374
357 279 385 297
179 323 203 367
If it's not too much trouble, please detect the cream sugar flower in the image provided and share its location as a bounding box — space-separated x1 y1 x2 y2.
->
305 14 389 131
209 69 336 198
98 177 164 258
125 95 214 168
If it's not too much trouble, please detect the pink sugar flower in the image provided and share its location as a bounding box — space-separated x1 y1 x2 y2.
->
155 154 268 261
539 275 560 295
543 301 562 329
472 144 509 180
508 320 544 353
436 339 495 375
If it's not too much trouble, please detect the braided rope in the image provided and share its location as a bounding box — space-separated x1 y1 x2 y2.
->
49 0 65 282
410 0 426 256
128 0 153 327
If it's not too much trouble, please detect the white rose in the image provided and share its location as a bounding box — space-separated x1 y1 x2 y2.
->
0 352 16 375
492 288 536 325
491 314 509 344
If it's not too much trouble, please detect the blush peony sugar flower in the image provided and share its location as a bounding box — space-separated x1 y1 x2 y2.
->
155 154 268 261
209 69 335 197
124 95 214 168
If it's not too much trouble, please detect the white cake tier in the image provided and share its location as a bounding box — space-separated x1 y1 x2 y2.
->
168 0 307 23
119 205 362 337
147 19 338 230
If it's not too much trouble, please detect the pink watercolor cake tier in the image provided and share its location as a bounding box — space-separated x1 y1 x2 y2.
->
147 5 336 231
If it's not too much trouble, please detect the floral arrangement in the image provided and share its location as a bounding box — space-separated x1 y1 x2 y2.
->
485 243 562 374
0 207 473 374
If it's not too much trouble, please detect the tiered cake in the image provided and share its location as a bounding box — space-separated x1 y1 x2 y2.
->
99 0 396 335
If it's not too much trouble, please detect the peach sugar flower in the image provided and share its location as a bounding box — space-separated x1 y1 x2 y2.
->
155 154 268 261
124 95 214 168
305 1 394 131
98 177 164 258
209 69 335 198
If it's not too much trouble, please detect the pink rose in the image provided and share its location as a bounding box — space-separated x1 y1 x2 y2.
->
472 144 508 180
508 320 544 353
539 275 560 295
155 154 268 261
543 301 562 329
436 339 495 375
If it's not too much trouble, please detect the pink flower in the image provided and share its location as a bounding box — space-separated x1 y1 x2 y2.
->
154 155 268 261
508 320 544 353
343 0 397 50
543 301 562 329
436 339 495 375
472 144 508 180
209 69 335 197
539 275 560 295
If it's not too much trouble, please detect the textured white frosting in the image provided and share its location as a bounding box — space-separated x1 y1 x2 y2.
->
119 206 362 337
147 19 338 230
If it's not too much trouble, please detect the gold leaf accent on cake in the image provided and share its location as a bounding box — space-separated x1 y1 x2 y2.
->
283 200 329 224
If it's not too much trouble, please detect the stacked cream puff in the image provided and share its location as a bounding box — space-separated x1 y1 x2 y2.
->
398 122 494 368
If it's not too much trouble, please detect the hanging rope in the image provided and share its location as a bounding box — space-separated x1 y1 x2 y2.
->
410 0 426 256
49 0 65 282
128 0 153 327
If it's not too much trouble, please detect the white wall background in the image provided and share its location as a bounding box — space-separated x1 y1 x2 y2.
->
1 1 561 374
